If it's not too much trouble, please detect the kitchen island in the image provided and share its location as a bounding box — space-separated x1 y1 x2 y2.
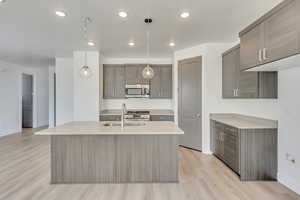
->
36 121 183 184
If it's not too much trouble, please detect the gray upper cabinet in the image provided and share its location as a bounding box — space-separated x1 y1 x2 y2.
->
125 64 149 85
239 0 300 71
222 45 277 99
149 65 161 98
114 65 126 98
160 65 172 98
264 0 300 63
150 64 172 99
223 45 258 98
240 24 264 70
103 64 125 99
103 65 116 99
104 64 172 99
125 64 139 85
222 46 239 98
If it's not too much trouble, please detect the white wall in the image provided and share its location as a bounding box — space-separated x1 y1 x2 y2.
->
55 58 73 125
100 57 173 110
73 51 99 121
174 43 300 194
277 67 300 194
0 61 49 137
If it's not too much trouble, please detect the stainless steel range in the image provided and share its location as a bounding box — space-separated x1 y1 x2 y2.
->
124 110 150 121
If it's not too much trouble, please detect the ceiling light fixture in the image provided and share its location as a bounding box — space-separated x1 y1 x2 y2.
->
0 0 6 3
118 11 128 18
180 12 190 19
55 11 67 17
169 42 175 47
88 41 95 46
128 42 135 46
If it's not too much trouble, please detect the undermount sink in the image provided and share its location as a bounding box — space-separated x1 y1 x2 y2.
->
103 122 146 127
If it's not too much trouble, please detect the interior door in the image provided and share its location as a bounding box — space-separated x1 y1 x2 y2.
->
22 74 33 128
178 57 202 151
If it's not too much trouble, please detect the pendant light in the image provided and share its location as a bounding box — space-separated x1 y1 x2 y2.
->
142 19 154 80
79 17 93 79
80 52 92 79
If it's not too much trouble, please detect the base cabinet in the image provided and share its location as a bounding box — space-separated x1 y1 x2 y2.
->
210 120 277 181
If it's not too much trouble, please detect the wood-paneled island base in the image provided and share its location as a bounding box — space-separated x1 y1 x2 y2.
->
36 121 184 184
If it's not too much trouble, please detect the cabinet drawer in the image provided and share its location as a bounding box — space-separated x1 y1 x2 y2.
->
150 115 174 121
99 115 121 121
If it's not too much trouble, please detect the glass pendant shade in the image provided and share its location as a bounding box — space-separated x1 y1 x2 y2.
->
80 65 92 79
142 64 154 79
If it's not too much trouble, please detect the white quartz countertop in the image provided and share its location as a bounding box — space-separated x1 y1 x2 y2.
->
100 109 174 116
35 121 184 136
210 113 278 129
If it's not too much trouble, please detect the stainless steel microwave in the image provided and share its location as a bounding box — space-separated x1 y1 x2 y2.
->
125 84 150 98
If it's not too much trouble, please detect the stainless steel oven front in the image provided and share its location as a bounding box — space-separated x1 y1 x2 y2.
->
125 84 150 98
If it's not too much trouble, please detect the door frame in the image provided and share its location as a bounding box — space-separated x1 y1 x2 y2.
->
19 72 37 130
177 56 203 151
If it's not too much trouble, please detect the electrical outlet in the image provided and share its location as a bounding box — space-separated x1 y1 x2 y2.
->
286 153 296 164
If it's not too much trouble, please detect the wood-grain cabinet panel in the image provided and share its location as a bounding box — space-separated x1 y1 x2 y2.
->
222 45 277 99
210 120 277 181
239 0 300 70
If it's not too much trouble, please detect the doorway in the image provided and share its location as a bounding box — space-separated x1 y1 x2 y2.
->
22 74 33 128
178 56 202 151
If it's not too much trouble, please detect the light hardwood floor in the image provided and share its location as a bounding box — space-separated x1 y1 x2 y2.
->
0 128 299 200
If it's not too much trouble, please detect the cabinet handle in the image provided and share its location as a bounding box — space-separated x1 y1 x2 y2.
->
236 88 239 97
233 89 236 97
263 48 267 60
258 49 262 62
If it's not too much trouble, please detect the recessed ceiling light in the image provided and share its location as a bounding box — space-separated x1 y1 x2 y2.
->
0 0 6 3
55 11 67 17
180 12 190 19
169 42 175 47
88 41 95 46
118 11 128 18
128 42 135 46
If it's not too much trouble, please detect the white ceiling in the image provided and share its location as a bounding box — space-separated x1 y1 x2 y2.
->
0 0 282 67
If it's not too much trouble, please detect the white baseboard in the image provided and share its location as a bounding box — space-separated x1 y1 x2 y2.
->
203 150 213 155
0 128 21 138
278 173 300 195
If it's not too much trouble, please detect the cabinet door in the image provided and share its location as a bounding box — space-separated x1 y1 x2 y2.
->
137 64 149 84
237 47 259 98
222 48 238 98
237 72 259 98
150 115 174 121
150 65 161 98
240 24 264 70
114 65 125 98
223 126 239 173
215 123 225 160
264 0 300 64
125 64 139 85
258 72 278 98
103 65 115 99
160 65 172 98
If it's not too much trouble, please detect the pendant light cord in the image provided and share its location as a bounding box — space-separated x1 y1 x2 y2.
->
147 31 150 64
85 51 87 66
